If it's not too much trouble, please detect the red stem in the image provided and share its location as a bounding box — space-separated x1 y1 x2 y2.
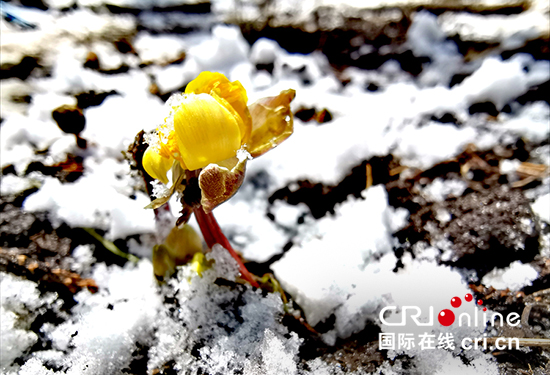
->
194 206 216 248
194 206 259 287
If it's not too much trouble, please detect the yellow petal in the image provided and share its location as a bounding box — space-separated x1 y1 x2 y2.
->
174 93 242 171
142 146 173 184
247 89 296 158
185 71 252 145
185 71 228 95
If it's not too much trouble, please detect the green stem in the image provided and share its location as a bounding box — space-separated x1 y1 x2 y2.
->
84 228 140 263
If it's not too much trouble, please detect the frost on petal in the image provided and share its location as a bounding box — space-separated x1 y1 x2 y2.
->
247 89 296 158
199 155 247 213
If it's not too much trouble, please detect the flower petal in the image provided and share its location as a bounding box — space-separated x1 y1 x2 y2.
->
143 146 173 184
247 89 296 158
185 71 228 95
174 93 242 171
185 71 252 144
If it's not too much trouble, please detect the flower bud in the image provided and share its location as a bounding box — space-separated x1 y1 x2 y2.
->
152 224 203 279
143 146 172 184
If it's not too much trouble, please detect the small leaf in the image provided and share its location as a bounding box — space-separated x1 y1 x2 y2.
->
145 195 171 210
144 163 187 209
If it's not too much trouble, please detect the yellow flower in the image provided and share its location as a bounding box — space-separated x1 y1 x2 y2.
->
143 71 295 184
142 72 295 286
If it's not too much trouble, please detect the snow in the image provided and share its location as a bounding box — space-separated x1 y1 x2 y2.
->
214 184 289 263
0 145 35 175
272 186 409 336
482 261 539 290
0 273 56 373
532 193 550 223
71 245 96 274
133 32 187 65
82 93 164 155
395 123 478 170
500 102 550 143
1 310 38 373
188 25 250 74
439 0 549 47
407 11 464 87
148 246 303 374
1 114 64 154
411 349 499 375
76 0 197 9
270 200 309 228
421 178 468 202
23 176 156 239
457 55 550 110
88 41 129 71
32 260 161 375
0 174 37 196
153 58 200 94
249 38 284 65
500 158 521 175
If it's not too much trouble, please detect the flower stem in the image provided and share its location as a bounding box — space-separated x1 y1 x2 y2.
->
194 206 259 287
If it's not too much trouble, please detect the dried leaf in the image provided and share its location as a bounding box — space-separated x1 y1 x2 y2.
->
199 156 247 213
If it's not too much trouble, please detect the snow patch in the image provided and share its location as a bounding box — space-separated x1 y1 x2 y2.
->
482 261 539 290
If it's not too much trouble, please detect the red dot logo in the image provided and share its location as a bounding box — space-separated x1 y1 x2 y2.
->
465 293 473 302
438 309 455 326
483 307 487 312
477 299 483 306
450 297 462 308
